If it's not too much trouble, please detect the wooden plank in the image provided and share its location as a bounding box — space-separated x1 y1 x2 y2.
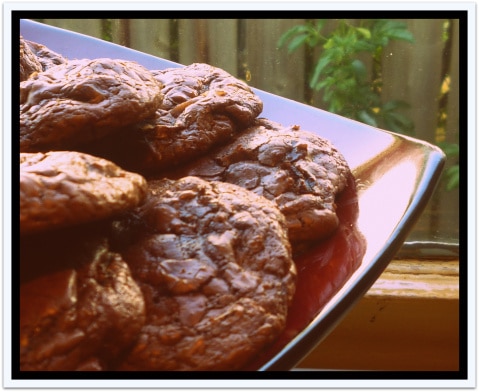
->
445 18 460 142
366 259 459 300
126 19 171 59
178 19 207 65
243 19 306 103
381 19 446 142
206 19 238 76
382 259 459 276
173 18 239 74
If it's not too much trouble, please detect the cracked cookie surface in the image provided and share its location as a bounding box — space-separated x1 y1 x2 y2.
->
182 118 353 246
83 63 263 174
20 36 43 82
20 151 148 234
24 38 67 72
20 58 163 151
112 176 296 370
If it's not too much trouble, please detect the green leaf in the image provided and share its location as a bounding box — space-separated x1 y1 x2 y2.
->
309 55 332 88
336 78 356 93
287 34 309 53
382 99 410 112
445 165 459 190
315 77 335 91
307 33 321 47
350 59 367 82
438 142 460 158
277 25 310 48
383 111 415 134
386 29 415 43
352 40 375 53
332 46 348 64
329 97 344 113
356 27 371 39
358 110 378 126
323 37 335 50
323 85 336 102
372 20 414 44
316 19 327 30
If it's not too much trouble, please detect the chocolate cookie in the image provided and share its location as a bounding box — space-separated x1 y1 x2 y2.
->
182 119 352 245
112 176 296 370
20 151 148 234
82 63 263 173
20 36 42 82
152 63 262 124
20 232 146 371
20 58 163 152
24 38 67 71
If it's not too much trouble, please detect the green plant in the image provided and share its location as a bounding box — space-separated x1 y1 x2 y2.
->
438 141 459 191
278 19 415 134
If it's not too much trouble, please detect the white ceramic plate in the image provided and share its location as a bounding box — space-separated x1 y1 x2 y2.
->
19 19 446 371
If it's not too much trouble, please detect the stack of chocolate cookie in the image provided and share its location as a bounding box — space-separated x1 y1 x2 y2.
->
19 36 353 371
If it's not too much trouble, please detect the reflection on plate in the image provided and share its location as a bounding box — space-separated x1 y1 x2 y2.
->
19 19 446 371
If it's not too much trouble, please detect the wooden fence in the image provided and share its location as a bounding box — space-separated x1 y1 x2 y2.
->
31 18 460 243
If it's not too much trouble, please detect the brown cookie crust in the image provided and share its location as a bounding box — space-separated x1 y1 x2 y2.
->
183 118 352 245
20 36 42 82
20 151 148 234
147 63 263 169
83 63 263 173
20 58 163 151
113 176 296 370
24 38 67 71
20 237 146 371
153 63 262 124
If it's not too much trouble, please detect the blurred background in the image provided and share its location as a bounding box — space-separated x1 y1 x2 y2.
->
32 18 460 253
